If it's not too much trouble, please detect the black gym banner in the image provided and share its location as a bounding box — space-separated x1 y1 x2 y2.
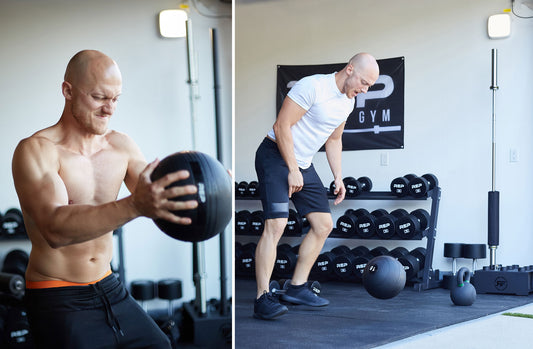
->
276 57 405 151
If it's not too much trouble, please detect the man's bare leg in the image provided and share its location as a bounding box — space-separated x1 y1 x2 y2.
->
255 217 287 299
291 212 333 286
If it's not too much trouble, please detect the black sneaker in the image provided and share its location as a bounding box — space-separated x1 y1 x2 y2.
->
281 282 329 306
254 292 289 320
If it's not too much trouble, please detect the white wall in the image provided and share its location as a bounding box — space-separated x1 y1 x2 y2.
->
0 0 232 307
235 0 533 273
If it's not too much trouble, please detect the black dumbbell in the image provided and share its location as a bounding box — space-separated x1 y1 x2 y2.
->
444 243 464 275
411 247 427 268
330 246 353 278
336 208 370 236
250 211 265 235
343 176 373 197
131 280 155 312
274 244 299 276
2 208 24 237
375 209 409 239
342 246 377 281
285 209 306 236
312 245 351 280
388 246 410 259
1 250 29 277
330 177 372 197
369 246 389 257
158 279 183 317
390 174 417 197
396 209 430 239
398 248 427 281
247 181 259 197
408 174 439 198
355 209 388 238
336 209 358 236
235 242 242 262
0 272 25 297
443 243 464 289
235 210 252 235
333 246 370 281
352 248 377 282
352 246 371 256
237 243 256 275
236 181 249 197
269 279 322 296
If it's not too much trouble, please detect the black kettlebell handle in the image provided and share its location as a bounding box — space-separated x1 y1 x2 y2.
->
456 267 471 286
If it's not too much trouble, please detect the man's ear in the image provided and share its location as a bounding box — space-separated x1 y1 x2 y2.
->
62 81 73 100
346 64 354 76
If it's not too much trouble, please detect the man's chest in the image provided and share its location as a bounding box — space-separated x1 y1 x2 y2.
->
306 95 354 128
58 150 129 204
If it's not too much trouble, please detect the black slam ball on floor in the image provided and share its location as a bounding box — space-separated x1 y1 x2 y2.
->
150 151 232 242
363 255 406 299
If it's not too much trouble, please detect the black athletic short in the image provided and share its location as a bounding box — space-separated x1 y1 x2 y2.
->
24 274 171 349
255 137 330 219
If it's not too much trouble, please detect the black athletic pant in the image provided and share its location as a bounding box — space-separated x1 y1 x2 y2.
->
24 274 171 349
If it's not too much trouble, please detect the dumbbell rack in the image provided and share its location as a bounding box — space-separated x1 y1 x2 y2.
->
235 187 442 291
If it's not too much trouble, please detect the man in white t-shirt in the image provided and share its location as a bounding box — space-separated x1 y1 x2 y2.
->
253 53 380 319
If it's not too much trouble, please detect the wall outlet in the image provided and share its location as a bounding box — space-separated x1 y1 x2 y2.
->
510 148 519 162
380 152 389 166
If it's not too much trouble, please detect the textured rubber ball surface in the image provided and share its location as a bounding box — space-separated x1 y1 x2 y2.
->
363 255 406 300
150 151 232 242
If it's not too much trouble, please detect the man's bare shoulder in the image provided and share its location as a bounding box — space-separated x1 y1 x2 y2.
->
12 130 61 185
106 130 136 148
15 129 59 160
105 130 143 156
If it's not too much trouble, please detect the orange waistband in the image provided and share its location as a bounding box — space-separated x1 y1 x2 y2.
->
26 270 113 289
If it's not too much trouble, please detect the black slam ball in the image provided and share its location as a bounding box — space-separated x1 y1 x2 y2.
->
363 255 406 299
150 151 232 242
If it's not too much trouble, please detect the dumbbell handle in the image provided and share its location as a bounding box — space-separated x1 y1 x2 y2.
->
452 258 457 275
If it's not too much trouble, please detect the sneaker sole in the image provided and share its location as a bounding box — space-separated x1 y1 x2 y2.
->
253 307 288 320
281 295 329 307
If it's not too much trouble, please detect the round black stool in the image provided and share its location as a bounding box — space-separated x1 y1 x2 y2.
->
463 243 486 275
158 279 183 317
131 280 155 312
443 243 465 290
444 243 464 275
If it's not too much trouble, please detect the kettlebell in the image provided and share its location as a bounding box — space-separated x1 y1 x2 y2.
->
450 267 476 306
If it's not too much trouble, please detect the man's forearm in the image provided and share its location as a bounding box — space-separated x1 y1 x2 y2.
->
273 124 299 172
43 196 139 248
325 138 343 180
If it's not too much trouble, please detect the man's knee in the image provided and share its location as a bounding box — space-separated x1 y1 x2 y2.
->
263 218 288 240
307 213 333 238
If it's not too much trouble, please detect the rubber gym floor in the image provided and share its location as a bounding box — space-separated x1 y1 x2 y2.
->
234 278 533 348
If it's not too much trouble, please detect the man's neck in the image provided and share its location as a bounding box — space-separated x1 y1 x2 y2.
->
56 114 108 156
335 68 348 94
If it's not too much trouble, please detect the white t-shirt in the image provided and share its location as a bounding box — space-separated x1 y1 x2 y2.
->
268 72 354 169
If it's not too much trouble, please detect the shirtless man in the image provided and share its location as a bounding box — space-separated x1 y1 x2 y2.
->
12 50 196 348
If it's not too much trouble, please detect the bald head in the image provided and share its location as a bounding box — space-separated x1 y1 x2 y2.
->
337 53 380 98
64 50 122 88
348 53 380 78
